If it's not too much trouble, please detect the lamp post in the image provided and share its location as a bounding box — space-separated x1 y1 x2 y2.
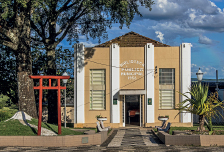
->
62 72 69 128
196 68 203 86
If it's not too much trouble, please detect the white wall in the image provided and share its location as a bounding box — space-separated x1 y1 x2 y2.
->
110 43 120 123
146 43 155 123
74 43 85 123
180 43 192 123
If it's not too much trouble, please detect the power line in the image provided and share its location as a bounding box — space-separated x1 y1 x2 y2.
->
85 59 156 71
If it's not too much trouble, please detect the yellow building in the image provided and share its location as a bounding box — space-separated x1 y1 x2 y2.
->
72 32 192 128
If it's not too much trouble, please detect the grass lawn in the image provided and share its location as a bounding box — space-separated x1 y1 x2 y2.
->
0 118 84 136
0 105 96 136
0 119 37 136
70 127 97 133
27 119 84 136
108 128 112 135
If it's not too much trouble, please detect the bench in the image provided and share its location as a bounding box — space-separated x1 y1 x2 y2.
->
157 122 171 133
96 121 108 132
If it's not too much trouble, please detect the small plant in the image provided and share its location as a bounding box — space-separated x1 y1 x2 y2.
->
95 114 103 119
158 115 169 119
95 114 107 119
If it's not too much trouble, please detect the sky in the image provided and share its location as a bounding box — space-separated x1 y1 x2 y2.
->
60 0 224 79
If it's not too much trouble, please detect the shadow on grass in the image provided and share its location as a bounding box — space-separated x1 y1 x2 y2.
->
29 126 38 135
21 111 37 135
43 122 58 134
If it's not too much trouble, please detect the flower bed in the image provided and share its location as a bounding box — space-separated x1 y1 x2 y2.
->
153 129 224 146
175 130 224 135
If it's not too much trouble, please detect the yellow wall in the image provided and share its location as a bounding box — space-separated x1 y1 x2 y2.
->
61 107 74 123
154 47 180 123
120 47 145 90
84 47 111 124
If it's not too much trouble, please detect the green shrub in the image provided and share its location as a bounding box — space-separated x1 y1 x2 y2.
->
0 102 4 109
0 94 8 109
9 104 18 110
0 111 10 122
0 107 18 118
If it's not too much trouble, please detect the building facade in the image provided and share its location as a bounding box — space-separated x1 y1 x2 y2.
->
72 32 192 128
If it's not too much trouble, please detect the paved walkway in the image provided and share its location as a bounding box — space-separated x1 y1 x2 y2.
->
1 144 224 151
108 128 161 147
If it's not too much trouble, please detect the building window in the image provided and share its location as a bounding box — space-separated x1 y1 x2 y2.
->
159 68 175 109
90 69 105 110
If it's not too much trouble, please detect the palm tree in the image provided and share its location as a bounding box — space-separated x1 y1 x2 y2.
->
175 83 224 132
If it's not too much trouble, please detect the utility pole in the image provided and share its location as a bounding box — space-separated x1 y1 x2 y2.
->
215 70 219 92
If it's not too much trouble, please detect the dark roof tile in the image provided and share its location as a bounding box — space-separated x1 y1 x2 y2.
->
95 31 170 47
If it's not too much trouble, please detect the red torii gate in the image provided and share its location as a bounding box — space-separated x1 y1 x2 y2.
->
29 75 70 136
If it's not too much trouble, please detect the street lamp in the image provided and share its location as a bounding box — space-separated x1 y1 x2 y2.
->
62 72 69 128
196 68 203 86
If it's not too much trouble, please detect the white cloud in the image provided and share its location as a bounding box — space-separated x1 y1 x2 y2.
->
191 64 197 68
137 0 224 41
82 41 98 47
139 0 183 20
221 67 224 75
152 22 204 41
191 64 217 77
210 1 217 7
155 31 164 43
198 36 213 45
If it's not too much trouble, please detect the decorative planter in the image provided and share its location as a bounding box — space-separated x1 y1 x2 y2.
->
97 117 107 121
158 117 169 121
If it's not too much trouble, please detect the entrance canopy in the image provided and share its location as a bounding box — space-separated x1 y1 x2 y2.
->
119 89 146 95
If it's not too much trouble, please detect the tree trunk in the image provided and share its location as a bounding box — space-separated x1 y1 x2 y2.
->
199 115 205 132
16 46 37 119
16 3 37 119
46 47 58 124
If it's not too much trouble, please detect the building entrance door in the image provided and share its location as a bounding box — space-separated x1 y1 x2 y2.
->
122 95 142 127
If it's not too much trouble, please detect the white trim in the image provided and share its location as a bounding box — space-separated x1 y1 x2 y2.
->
146 43 155 123
119 90 146 95
111 43 120 123
74 44 77 124
123 95 125 127
140 95 142 127
180 43 192 123
75 43 85 123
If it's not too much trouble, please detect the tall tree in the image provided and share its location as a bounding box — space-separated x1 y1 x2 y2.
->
0 0 38 118
0 45 18 105
31 0 154 123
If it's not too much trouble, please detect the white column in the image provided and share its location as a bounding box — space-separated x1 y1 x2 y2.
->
180 43 192 123
110 43 120 123
140 95 141 127
146 43 155 123
123 95 125 127
74 43 85 123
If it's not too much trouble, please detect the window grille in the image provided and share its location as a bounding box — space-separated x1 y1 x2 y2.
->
90 69 105 110
159 69 175 109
